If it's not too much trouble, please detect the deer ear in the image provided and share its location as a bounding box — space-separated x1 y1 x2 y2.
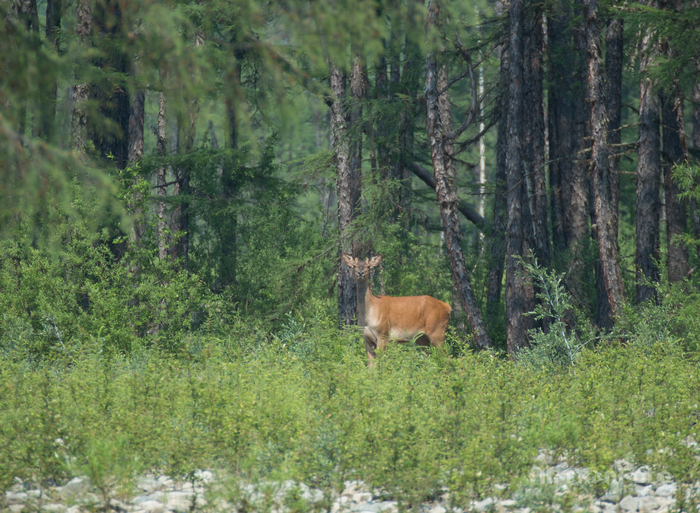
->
368 254 382 267
342 253 355 267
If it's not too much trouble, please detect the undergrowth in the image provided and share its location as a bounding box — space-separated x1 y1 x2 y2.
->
1 318 699 508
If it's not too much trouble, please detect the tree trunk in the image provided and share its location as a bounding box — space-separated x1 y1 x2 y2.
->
37 0 61 141
548 0 589 305
91 0 130 169
586 0 627 321
523 7 549 268
593 17 624 329
486 43 508 324
661 87 690 282
332 64 361 327
636 16 662 303
424 50 491 350
156 91 168 261
505 0 530 356
70 0 91 153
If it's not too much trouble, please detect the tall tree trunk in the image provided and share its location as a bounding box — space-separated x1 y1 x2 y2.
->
37 0 61 141
661 86 690 281
156 91 168 261
70 0 91 153
486 43 508 323
424 49 491 350
127 88 145 243
636 15 662 303
523 7 549 268
586 0 626 321
506 0 530 355
548 0 589 305
91 0 130 169
332 64 360 327
593 17 624 329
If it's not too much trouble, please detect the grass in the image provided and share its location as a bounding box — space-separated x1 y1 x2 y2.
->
1 325 699 509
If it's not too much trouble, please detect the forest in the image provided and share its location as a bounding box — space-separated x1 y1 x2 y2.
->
2 0 700 510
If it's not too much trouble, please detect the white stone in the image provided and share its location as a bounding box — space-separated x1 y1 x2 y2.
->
630 467 653 485
9 505 26 513
635 485 653 497
430 505 447 513
194 470 214 483
614 460 636 473
135 500 165 513
62 477 90 498
655 483 677 497
618 496 640 512
473 498 495 512
5 491 28 503
165 499 190 513
638 497 658 513
133 492 165 504
41 504 66 513
353 492 373 503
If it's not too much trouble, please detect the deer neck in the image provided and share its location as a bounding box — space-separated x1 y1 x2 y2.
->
355 278 373 327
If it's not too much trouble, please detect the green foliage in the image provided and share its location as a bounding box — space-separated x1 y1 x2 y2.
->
2 333 700 504
517 257 602 369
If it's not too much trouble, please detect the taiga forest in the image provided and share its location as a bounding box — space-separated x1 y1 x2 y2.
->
2 0 700 508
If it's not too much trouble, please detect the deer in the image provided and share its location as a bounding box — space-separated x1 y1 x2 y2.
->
342 253 452 361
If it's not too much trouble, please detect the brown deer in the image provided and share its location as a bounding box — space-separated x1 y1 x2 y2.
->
342 254 452 360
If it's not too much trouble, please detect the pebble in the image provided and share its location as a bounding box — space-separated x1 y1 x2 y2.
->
2 458 696 513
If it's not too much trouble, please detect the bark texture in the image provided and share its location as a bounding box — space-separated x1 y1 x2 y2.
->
70 0 91 153
505 0 530 355
547 0 589 304
586 0 626 320
332 64 361 327
636 20 661 303
661 88 690 282
156 91 168 261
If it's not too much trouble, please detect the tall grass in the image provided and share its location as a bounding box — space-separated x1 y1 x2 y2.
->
1 322 699 507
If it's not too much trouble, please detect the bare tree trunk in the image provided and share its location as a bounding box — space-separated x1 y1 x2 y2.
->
636 15 662 303
548 0 589 305
332 64 361 327
661 86 690 281
37 0 60 141
592 17 624 330
586 0 627 321
505 0 530 356
70 0 91 153
486 44 508 321
156 91 168 261
424 48 491 350
524 7 549 268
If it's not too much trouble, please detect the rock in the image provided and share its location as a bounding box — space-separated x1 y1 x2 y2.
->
133 491 165 505
614 460 636 473
353 492 373 503
655 483 677 497
9 505 26 513
473 498 495 512
618 495 640 512
135 501 165 513
430 505 447 513
194 470 214 483
635 485 653 497
136 475 158 493
630 467 653 485
165 499 190 513
638 497 658 512
61 477 90 498
155 476 174 490
41 504 67 513
6 491 28 503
